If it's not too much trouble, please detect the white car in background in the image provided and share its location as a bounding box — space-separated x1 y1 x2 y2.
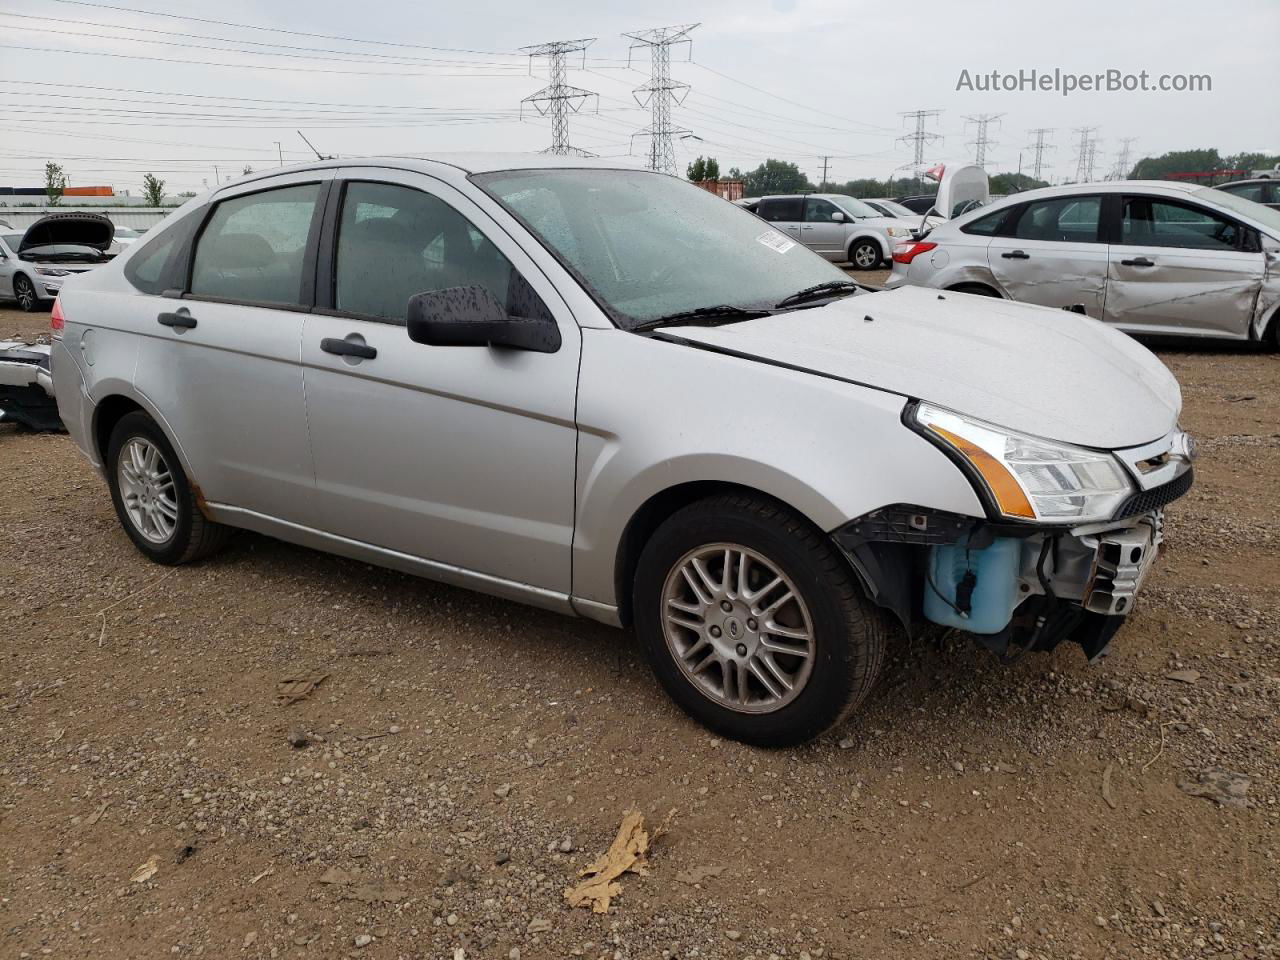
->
886 180 1280 344
1 213 116 311
743 193 916 269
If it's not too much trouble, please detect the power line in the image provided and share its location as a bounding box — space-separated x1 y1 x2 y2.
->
624 24 699 175
36 0 524 57
1111 137 1137 180
520 39 598 156
1026 128 1055 181
898 110 943 184
963 113 1003 167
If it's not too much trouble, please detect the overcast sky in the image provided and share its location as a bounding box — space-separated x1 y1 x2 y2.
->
1 0 1277 196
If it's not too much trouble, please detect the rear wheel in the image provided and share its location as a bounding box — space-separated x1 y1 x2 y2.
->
947 282 1001 298
633 494 887 746
13 275 37 312
849 239 881 270
105 411 231 564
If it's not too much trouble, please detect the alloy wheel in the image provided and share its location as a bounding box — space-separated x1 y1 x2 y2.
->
854 244 878 268
15 277 35 311
660 543 816 714
117 437 179 544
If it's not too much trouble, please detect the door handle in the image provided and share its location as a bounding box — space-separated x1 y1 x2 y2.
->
157 309 196 329
1001 250 1030 260
1121 257 1155 267
801 225 814 230
321 337 377 360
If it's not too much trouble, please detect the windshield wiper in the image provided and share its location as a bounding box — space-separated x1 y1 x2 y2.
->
633 305 772 332
773 280 862 309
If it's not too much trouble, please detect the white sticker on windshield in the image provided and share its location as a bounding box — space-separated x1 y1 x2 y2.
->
755 230 796 254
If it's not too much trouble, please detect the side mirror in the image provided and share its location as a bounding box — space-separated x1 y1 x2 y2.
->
406 285 561 354
830 211 846 222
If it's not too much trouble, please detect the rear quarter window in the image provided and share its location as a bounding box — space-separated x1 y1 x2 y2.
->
123 212 201 295
960 208 1010 236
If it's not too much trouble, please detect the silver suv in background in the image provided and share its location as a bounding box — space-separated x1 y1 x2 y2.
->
745 193 916 269
52 155 1192 746
885 180 1280 344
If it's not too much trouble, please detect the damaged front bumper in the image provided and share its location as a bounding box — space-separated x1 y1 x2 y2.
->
832 460 1193 662
0 339 63 431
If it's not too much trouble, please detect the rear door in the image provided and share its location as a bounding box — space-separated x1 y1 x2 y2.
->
1104 194 1263 337
131 172 330 525
756 197 805 246
987 193 1109 316
300 168 581 595
801 197 847 256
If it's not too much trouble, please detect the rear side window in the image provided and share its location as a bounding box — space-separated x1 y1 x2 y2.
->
803 198 839 222
960 208 1008 236
123 213 199 294
1007 195 1102 243
333 181 550 325
190 183 321 305
757 197 803 222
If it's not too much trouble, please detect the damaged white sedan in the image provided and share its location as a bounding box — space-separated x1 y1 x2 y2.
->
52 155 1194 746
887 180 1280 345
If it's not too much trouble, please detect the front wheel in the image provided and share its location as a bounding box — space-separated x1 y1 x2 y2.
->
105 411 231 564
633 494 887 747
13 275 38 312
849 240 882 270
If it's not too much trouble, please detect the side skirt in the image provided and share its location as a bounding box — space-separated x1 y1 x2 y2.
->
206 502 587 619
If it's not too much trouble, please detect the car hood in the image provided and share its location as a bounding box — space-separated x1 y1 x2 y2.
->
19 212 115 253
664 285 1181 449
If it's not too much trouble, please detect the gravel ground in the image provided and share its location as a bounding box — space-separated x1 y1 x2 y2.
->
2 302 1277 960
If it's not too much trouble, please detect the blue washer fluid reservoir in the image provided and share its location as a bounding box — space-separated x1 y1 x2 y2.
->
923 535 1024 634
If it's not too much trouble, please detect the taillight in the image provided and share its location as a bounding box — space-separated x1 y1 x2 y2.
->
892 241 937 265
50 296 65 336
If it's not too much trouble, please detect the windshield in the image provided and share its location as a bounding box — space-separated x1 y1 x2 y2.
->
827 195 880 219
877 200 917 219
473 168 851 330
113 227 141 238
1195 186 1280 235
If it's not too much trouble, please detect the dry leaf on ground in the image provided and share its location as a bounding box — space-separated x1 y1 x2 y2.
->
564 810 651 913
276 670 330 706
130 855 159 883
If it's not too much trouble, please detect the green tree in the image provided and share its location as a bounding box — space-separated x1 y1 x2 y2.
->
686 156 720 181
142 173 166 207
44 161 67 206
740 159 813 196
989 172 1049 194
1130 149 1222 180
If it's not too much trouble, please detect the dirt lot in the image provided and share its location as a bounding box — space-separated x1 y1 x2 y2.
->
2 302 1277 960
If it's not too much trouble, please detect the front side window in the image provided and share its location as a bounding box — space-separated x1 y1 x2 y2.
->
334 181 548 324
803 198 839 222
190 183 320 305
1008 195 1101 243
474 168 854 330
1123 197 1241 250
757 197 803 222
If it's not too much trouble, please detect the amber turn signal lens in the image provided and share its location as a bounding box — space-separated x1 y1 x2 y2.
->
928 424 1036 520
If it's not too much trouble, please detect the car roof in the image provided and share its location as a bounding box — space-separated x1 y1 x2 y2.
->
1218 178 1272 187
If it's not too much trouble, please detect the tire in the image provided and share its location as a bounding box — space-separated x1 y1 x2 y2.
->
633 493 887 747
849 239 881 271
13 274 38 312
105 411 231 564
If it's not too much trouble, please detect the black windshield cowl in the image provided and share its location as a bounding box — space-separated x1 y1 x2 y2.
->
773 280 862 310
632 305 773 332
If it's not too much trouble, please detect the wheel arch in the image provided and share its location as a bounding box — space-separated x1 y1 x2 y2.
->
90 389 200 497
611 479 856 628
848 233 889 261
945 280 1005 298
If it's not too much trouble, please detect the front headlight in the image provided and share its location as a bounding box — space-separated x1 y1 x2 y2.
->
35 267 70 277
886 226 912 237
914 402 1133 523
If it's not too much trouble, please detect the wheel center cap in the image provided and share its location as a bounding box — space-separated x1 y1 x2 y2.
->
725 616 743 639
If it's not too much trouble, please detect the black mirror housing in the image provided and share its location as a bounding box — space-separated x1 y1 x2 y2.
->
406 285 561 353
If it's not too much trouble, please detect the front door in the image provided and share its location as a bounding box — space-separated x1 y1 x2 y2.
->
800 197 846 257
987 194 1109 317
300 170 581 595
131 173 329 525
1104 194 1264 338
